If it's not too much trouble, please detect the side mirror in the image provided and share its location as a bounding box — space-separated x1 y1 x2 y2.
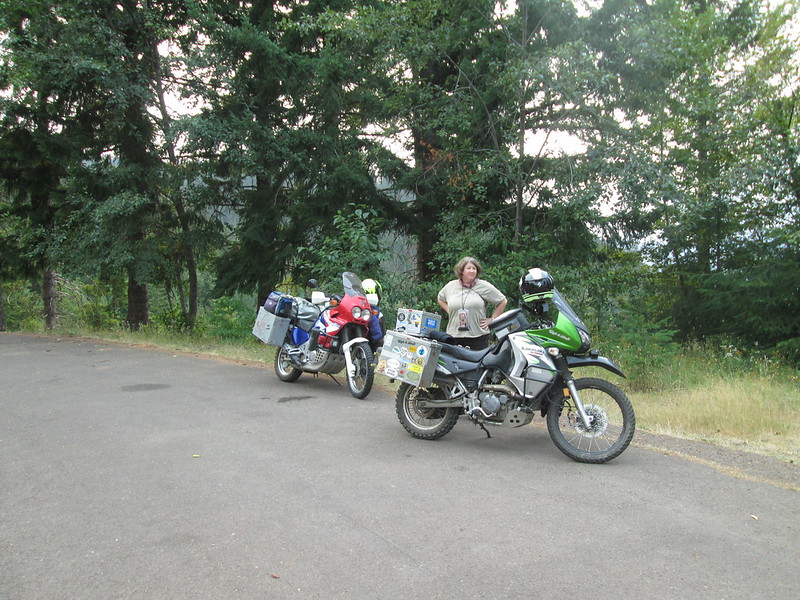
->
307 278 318 289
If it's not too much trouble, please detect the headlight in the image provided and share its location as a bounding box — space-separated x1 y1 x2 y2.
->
579 329 591 350
351 306 362 319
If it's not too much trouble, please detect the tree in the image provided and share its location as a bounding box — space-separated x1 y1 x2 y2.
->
183 0 396 305
333 0 627 284
0 0 95 329
3 0 215 330
586 0 800 351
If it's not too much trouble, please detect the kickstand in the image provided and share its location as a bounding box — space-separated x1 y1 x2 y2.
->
472 418 492 439
327 373 341 386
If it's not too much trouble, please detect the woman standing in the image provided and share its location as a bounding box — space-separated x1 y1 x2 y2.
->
437 256 507 350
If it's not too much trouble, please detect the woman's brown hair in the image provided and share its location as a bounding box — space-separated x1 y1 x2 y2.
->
454 256 482 279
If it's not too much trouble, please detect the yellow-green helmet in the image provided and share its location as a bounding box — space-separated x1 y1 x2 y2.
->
362 278 382 302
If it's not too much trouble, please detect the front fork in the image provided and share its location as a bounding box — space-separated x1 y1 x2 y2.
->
551 352 594 429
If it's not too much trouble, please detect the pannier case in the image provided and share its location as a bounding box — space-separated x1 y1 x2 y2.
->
252 306 290 346
376 330 441 387
394 308 442 336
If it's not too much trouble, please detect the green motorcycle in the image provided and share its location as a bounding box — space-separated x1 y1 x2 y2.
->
395 268 636 464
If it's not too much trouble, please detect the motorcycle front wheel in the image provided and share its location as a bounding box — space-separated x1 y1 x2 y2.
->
274 346 302 382
396 383 459 440
546 377 635 464
347 341 374 399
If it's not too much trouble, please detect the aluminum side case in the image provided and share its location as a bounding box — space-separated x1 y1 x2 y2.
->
252 306 291 346
376 330 442 387
394 309 442 336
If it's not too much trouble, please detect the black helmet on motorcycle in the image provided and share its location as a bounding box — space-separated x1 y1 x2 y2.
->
519 268 554 302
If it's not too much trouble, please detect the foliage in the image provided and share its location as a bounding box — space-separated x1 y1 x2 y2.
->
293 203 394 287
603 311 681 392
1 281 41 331
1 0 799 363
201 295 256 342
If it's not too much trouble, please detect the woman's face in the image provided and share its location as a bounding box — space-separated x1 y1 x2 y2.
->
461 262 478 282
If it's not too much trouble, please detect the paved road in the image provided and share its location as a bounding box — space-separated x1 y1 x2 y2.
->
1 333 798 600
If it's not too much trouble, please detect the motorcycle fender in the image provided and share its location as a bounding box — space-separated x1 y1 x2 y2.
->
342 337 370 377
565 355 626 378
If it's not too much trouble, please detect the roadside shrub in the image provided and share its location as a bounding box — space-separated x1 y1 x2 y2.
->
2 280 41 330
602 311 681 392
55 276 121 331
201 295 255 341
150 305 192 333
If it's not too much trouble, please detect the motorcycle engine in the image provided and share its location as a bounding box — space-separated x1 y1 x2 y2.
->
478 390 509 416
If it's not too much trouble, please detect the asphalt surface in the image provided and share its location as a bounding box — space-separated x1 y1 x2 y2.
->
1 333 798 600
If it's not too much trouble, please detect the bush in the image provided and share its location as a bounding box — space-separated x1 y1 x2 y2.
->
55 276 121 331
2 280 42 331
601 310 681 392
200 295 255 341
150 305 192 333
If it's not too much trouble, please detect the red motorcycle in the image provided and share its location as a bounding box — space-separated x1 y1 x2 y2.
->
271 272 377 398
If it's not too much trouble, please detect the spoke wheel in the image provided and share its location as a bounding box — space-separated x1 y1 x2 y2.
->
546 377 635 464
347 341 374 399
274 346 302 382
395 383 459 440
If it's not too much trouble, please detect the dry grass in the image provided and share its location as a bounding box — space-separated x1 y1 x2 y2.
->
632 375 800 462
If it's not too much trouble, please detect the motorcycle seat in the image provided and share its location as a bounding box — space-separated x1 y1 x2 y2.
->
443 344 493 361
425 330 455 344
424 330 493 361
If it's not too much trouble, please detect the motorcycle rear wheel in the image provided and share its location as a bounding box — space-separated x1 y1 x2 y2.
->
546 377 635 464
396 383 459 440
274 346 302 382
347 341 374 399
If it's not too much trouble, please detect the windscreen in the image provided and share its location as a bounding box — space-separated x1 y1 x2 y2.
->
552 289 587 328
342 272 366 297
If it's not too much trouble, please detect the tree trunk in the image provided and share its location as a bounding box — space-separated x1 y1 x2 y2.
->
515 86 526 240
43 269 57 330
415 215 436 282
126 269 149 330
0 280 6 331
412 129 445 282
